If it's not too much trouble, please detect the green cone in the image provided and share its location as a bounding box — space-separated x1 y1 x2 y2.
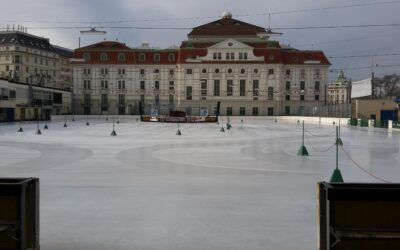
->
298 145 309 156
330 169 344 183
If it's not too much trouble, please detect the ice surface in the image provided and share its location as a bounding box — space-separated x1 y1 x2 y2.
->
0 118 399 250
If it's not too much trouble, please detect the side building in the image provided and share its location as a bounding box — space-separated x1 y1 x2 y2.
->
72 12 330 116
0 30 73 90
0 78 72 122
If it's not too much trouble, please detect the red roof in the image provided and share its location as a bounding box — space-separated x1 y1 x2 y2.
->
281 51 331 65
188 18 267 37
76 41 132 51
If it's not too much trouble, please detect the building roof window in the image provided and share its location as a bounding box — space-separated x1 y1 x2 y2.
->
154 53 161 62
83 53 91 61
100 53 108 61
118 53 125 62
168 53 175 62
139 53 146 61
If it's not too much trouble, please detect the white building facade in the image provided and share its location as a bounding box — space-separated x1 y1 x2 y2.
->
72 13 330 116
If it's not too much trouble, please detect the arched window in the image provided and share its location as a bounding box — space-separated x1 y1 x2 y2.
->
83 53 90 61
100 53 108 61
118 53 125 62
139 53 146 61
154 53 161 62
168 53 175 62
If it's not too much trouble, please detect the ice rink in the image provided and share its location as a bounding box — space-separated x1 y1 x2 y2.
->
0 117 399 250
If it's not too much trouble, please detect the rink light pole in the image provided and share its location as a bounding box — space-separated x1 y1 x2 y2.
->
36 119 41 135
110 116 117 136
336 120 343 146
18 121 23 132
176 123 182 135
330 126 344 183
298 120 308 156
226 116 232 130
63 114 67 128
220 116 225 132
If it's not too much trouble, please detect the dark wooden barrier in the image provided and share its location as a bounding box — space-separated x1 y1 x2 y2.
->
0 178 39 250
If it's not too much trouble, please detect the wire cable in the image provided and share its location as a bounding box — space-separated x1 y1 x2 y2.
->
340 145 391 183
305 133 336 152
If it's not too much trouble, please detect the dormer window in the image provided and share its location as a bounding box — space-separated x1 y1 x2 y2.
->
118 53 125 62
83 53 90 61
139 53 146 61
100 53 108 61
168 53 175 62
154 53 161 62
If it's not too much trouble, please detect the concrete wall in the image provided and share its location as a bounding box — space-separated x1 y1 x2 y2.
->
353 99 399 121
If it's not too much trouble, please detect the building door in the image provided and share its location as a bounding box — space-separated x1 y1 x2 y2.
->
21 108 25 120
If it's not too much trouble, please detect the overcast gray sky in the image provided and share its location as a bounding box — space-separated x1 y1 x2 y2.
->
1 0 400 81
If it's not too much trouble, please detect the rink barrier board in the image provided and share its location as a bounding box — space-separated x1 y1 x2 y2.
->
0 178 40 250
318 182 400 250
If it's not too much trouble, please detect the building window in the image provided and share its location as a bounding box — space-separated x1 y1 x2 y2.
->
140 81 145 90
300 81 305 91
201 80 207 96
202 68 207 73
100 68 108 75
118 94 125 105
101 80 108 89
186 68 192 74
227 80 233 96
285 106 290 115
155 95 160 105
140 69 145 75
300 69 306 77
285 95 290 101
155 81 159 90
268 69 274 75
243 53 248 59
118 80 125 90
214 80 220 96
239 107 245 116
139 53 146 61
168 53 175 62
83 68 91 75
154 69 160 74
240 68 245 74
315 69 320 76
84 94 91 106
254 68 259 74
315 95 320 101
315 81 320 91
215 68 220 73
252 107 258 116
100 53 108 61
268 87 274 100
169 81 174 90
118 68 126 75
213 52 222 60
240 80 246 96
101 94 108 111
154 53 161 62
83 53 90 61
169 94 174 105
186 86 192 100
286 69 291 76
285 81 290 91
227 107 233 116
253 80 259 96
83 80 91 89
169 69 174 75
118 53 125 62
267 107 274 116
300 95 305 101
140 94 145 104
226 52 234 60
227 68 233 74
